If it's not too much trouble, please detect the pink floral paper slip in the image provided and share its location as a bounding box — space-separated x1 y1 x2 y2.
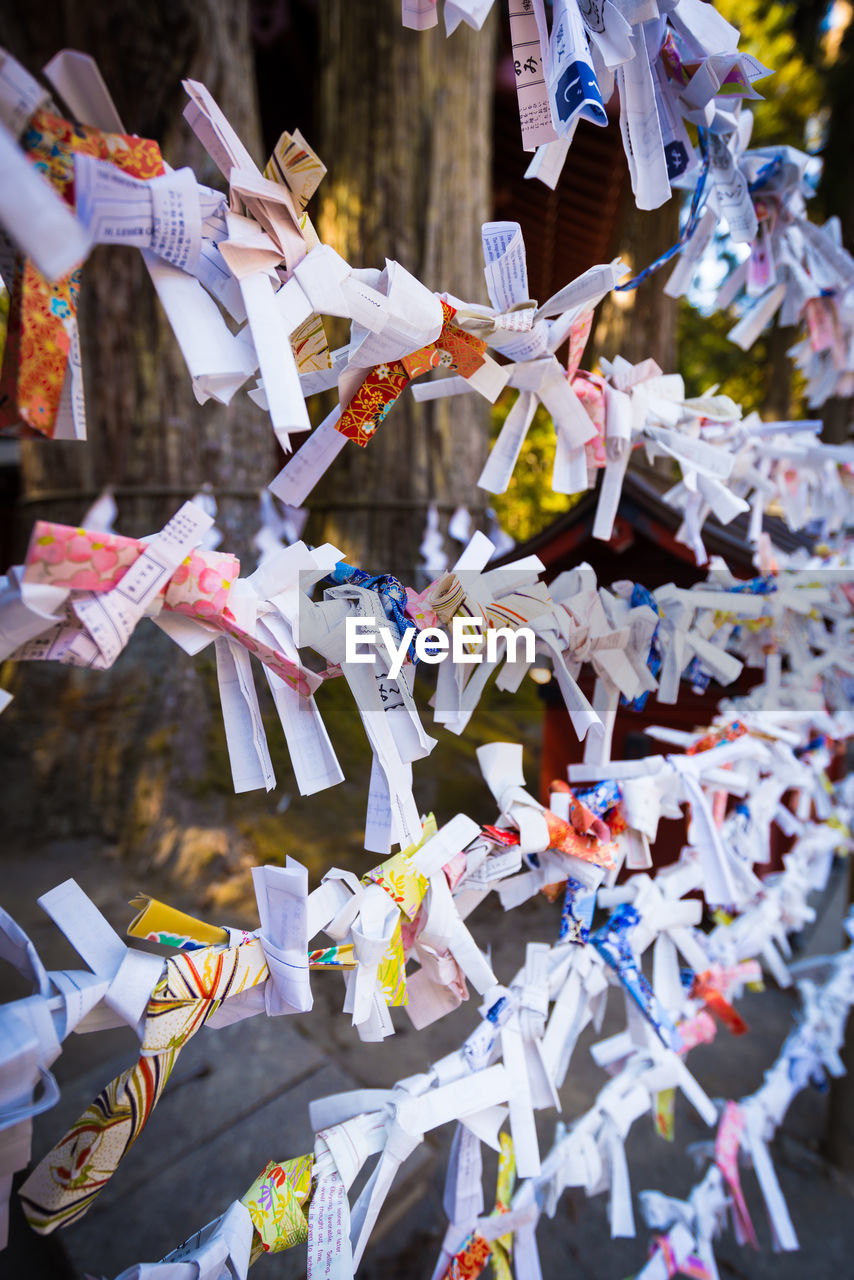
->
23 520 320 695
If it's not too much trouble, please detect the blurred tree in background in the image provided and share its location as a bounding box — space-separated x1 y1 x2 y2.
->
307 0 497 578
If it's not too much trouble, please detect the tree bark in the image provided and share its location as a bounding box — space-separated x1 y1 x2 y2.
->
309 0 498 580
585 189 679 373
762 319 797 420
818 10 853 446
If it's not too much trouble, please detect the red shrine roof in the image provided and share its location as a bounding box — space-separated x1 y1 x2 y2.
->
495 463 815 587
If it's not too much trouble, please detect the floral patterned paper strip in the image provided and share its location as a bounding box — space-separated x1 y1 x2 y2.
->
308 943 356 969
691 971 748 1036
126 894 230 950
648 1231 713 1279
336 303 487 447
20 938 269 1232
0 108 163 439
714 1101 758 1249
543 809 617 871
675 1011 717 1055
559 876 596 944
364 814 437 920
336 360 411 446
591 905 682 1051
653 1088 676 1142
376 916 408 1008
241 1152 314 1255
442 1230 492 1280
566 312 594 380
490 1132 516 1280
22 519 320 696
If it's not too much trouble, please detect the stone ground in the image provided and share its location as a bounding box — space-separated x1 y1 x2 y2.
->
3 838 854 1280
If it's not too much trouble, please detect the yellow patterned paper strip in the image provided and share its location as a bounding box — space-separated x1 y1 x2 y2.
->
264 128 326 209
363 814 437 921
241 1153 314 1256
126 895 229 949
376 916 408 1008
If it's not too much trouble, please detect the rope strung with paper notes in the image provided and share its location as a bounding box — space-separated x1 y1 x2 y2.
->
406 2 854 409
6 720 852 1272
0 48 333 445
1 29 851 492
425 338 854 544
632 924 854 1278
403 1 771 210
0 44 620 454
4 495 854 848
660 128 854 411
0 13 853 1280
4 703 850 1231
88 926 854 1280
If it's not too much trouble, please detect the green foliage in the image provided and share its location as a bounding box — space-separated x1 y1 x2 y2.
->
716 0 823 150
488 391 583 543
677 304 767 414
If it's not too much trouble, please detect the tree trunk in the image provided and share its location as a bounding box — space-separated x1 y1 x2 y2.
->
309 0 498 580
0 1 277 871
818 10 853 446
585 190 679 373
762 319 797 420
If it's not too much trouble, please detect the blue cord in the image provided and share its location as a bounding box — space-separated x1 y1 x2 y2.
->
613 130 711 293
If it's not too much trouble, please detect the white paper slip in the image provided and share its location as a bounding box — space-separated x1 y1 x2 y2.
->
536 258 626 319
524 133 573 189
74 157 204 273
478 391 537 494
508 0 559 150
0 569 67 662
42 50 125 133
482 221 530 312
269 406 348 506
0 50 49 137
143 250 258 406
706 130 757 246
238 269 310 449
402 0 440 29
546 0 608 135
349 260 443 367
215 635 276 793
616 27 670 211
263 663 345 796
